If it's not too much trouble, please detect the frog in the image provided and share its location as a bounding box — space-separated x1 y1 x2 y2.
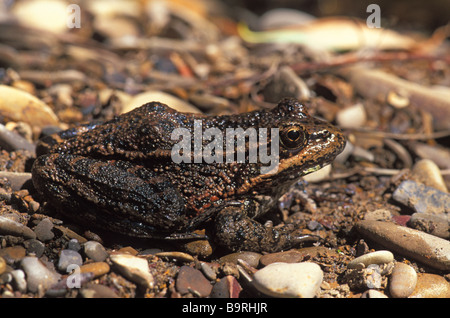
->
31 98 345 252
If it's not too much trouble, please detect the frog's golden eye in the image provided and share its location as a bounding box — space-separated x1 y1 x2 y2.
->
280 125 307 149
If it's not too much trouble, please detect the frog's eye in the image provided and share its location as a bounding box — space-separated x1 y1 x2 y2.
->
280 125 307 149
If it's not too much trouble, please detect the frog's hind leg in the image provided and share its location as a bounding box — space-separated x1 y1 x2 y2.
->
32 154 187 237
214 206 319 253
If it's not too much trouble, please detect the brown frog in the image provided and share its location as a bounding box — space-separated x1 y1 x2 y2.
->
31 98 345 252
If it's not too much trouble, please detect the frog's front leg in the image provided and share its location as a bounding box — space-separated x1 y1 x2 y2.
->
214 203 318 253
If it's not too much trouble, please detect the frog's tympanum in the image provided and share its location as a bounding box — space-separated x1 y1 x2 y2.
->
32 98 345 252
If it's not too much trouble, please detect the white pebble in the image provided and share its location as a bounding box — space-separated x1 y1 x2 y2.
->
389 263 417 298
110 254 154 288
348 250 394 269
20 256 60 293
252 262 323 298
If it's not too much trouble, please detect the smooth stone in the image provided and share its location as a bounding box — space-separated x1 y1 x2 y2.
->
110 254 154 288
20 256 60 293
409 273 450 298
67 239 81 251
0 257 5 275
83 241 109 262
219 251 262 268
57 249 83 272
392 180 449 216
0 246 26 264
0 216 36 239
80 262 110 278
176 265 213 297
411 159 447 192
182 239 213 258
361 289 388 298
355 220 450 271
347 250 394 269
33 218 54 241
252 262 323 298
23 239 45 257
364 209 392 221
408 213 450 239
389 262 417 298
336 103 367 129
210 275 242 298
10 269 27 293
80 283 119 298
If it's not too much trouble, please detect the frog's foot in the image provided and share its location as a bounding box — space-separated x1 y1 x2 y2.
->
214 206 320 253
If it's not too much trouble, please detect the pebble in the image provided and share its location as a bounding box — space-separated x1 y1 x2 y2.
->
20 256 60 293
408 213 450 239
67 239 82 251
110 254 154 289
252 262 323 298
355 220 450 271
392 180 449 216
57 249 83 272
361 290 388 298
0 215 36 239
23 239 45 257
0 246 26 264
176 265 213 297
347 250 394 269
411 159 448 192
363 209 392 221
33 218 54 241
210 275 242 298
343 264 387 290
182 239 213 258
80 283 119 298
83 241 109 262
10 269 27 293
80 262 110 278
219 251 262 268
409 273 450 298
0 257 5 275
336 103 367 129
389 262 417 298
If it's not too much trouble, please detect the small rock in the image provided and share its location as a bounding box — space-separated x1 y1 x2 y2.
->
83 241 109 262
10 269 27 293
0 257 5 275
200 262 217 281
364 209 392 221
21 256 60 293
392 180 449 216
33 218 54 241
347 250 394 269
155 251 195 263
336 103 366 129
57 249 83 272
411 159 448 193
23 239 45 257
176 265 213 297
54 225 87 243
110 254 154 289
252 262 323 298
182 239 213 258
259 247 338 267
361 290 388 298
0 215 36 239
389 262 417 298
80 262 110 278
355 220 450 271
80 283 119 298
210 275 242 298
219 251 262 268
408 213 450 239
67 239 81 251
0 246 26 264
409 273 450 298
